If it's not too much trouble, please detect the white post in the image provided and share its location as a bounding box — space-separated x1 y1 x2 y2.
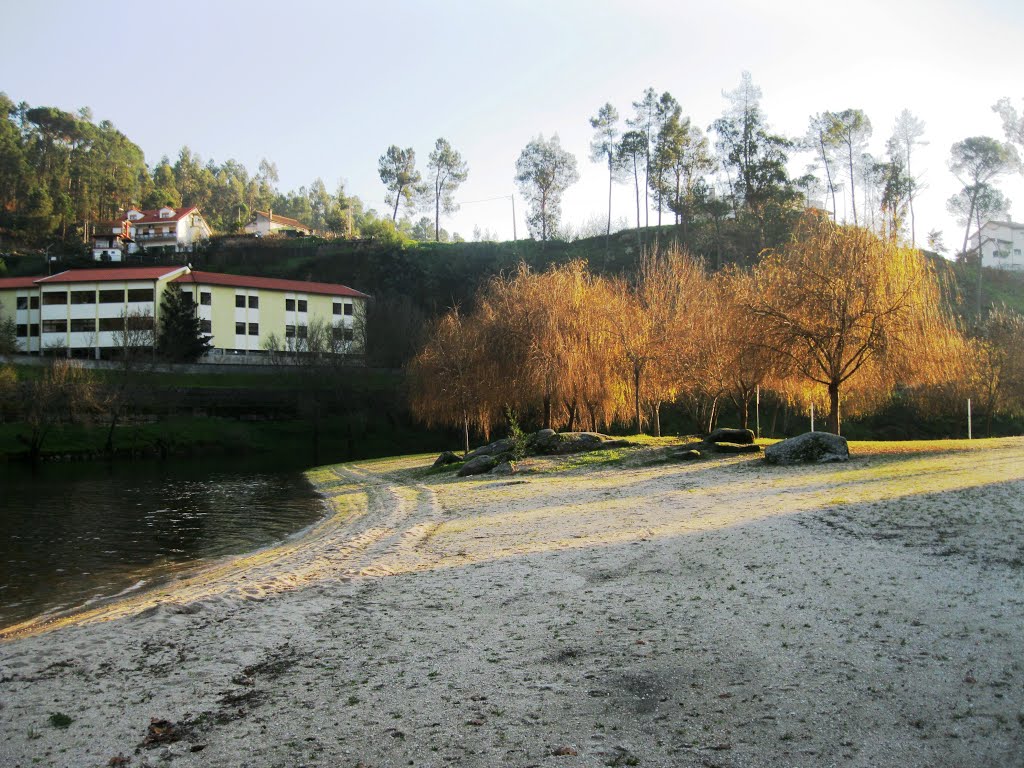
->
755 385 761 439
810 401 815 432
968 398 972 440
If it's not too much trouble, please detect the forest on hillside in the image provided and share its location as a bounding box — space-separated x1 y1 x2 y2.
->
2 76 1022 264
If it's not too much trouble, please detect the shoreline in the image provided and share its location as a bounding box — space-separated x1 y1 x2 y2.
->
2 439 1023 766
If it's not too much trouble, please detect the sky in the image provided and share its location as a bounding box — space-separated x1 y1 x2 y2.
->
3 0 1023 251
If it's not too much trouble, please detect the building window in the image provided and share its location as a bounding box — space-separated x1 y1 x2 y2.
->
248 322 259 336
127 288 154 302
16 324 27 337
297 299 307 312
286 298 295 311
16 296 28 310
333 303 341 316
99 318 123 332
70 290 96 305
235 322 246 335
29 323 38 337
200 291 211 306
181 291 194 305
297 325 307 339
248 295 259 309
42 319 67 333
235 295 246 308
42 292 67 305
200 319 211 334
344 303 353 316
99 289 123 303
30 296 39 309
70 319 95 333
285 325 296 338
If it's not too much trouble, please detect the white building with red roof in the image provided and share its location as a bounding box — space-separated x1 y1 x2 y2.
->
0 266 367 360
91 206 212 262
243 210 312 237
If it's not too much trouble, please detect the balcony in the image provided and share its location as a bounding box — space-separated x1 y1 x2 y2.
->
135 232 178 241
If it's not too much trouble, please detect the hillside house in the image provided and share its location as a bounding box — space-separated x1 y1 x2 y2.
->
91 206 212 261
969 219 1024 271
243 211 312 237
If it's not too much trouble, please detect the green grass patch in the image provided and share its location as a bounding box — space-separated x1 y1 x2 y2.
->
48 712 73 729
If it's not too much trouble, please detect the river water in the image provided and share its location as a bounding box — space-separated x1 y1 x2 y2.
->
0 458 328 629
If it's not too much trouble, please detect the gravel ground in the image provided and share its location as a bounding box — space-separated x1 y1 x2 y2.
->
1 438 1023 767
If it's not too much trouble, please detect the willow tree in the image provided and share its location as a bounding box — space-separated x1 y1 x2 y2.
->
608 248 708 435
713 267 784 431
752 212 952 435
474 261 615 430
408 308 491 455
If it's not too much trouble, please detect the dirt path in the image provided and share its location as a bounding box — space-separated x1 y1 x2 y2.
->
2 440 1023 767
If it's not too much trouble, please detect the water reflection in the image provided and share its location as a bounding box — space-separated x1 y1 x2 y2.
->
0 458 327 628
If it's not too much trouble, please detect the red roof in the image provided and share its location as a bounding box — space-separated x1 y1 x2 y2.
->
254 211 310 230
123 206 199 224
0 276 40 289
37 267 188 284
174 270 368 298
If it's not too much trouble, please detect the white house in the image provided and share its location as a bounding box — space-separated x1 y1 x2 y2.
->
969 219 1024 271
91 206 212 261
243 210 312 237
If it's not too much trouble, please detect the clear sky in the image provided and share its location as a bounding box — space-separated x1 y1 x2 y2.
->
2 0 1022 251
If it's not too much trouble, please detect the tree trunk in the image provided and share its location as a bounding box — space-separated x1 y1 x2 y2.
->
739 395 749 431
847 145 858 226
105 410 120 454
606 154 613 261
463 412 470 456
976 208 985 319
435 191 441 242
633 366 643 435
828 381 841 435
565 399 578 432
543 395 552 430
651 401 662 438
633 159 641 248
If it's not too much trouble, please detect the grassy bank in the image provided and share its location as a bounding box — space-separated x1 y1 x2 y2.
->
0 415 453 465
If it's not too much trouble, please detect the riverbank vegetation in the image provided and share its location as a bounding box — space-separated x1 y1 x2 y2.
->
409 214 1024 443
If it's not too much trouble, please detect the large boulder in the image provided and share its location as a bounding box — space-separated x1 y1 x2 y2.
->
706 427 755 445
457 455 499 476
545 432 630 455
465 437 515 461
668 448 702 461
764 432 849 465
433 450 463 467
709 442 761 454
527 428 558 451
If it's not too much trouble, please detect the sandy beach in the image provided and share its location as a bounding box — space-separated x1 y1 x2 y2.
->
2 438 1023 767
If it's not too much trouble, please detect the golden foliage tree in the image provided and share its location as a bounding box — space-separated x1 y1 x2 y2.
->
607 248 709 435
752 212 956 435
408 307 493 454
972 306 1024 435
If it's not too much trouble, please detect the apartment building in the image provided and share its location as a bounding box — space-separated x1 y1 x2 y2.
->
0 266 368 360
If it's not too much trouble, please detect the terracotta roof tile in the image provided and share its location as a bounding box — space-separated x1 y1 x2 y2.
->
0 276 40 289
122 206 199 225
173 270 368 298
254 211 310 230
36 267 188 284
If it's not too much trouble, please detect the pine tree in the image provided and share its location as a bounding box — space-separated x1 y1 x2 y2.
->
157 289 211 362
